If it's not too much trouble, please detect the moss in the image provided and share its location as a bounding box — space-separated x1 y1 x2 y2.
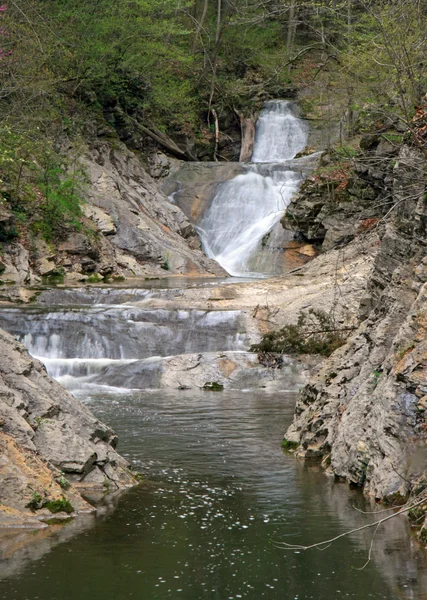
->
56 475 71 491
44 517 73 526
43 272 65 285
408 505 427 524
43 498 74 514
261 232 271 248
282 438 299 451
203 381 224 391
86 273 103 283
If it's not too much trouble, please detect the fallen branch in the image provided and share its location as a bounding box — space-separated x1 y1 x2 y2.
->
273 494 427 551
129 117 191 161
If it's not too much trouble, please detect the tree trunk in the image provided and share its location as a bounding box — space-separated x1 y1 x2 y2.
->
211 108 220 161
216 0 222 44
192 0 209 52
286 0 297 72
236 111 256 162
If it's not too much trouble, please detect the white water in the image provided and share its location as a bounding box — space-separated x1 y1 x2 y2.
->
0 304 249 389
198 100 308 277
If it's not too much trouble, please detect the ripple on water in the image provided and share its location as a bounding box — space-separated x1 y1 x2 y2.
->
1 389 426 600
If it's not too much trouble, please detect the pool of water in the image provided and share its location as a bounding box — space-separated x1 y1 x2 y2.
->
1 388 426 600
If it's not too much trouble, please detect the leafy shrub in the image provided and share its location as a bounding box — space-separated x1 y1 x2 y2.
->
26 491 43 511
44 498 74 514
251 309 348 357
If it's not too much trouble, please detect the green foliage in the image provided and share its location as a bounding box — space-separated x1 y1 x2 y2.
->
32 158 83 242
86 274 103 283
251 309 347 357
26 492 43 511
282 438 299 451
203 381 224 391
0 127 85 243
44 498 74 514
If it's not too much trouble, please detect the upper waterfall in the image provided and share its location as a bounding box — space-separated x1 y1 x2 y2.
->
197 100 308 277
251 100 308 162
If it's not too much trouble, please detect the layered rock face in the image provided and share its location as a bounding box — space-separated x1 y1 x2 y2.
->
0 140 225 302
0 327 135 528
285 144 427 503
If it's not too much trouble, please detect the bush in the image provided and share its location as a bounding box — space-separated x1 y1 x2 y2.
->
43 498 74 514
251 309 348 357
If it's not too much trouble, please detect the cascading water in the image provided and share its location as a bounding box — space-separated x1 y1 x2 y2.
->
251 100 307 162
198 100 308 277
0 301 249 390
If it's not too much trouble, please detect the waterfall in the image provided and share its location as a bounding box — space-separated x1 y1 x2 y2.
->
0 305 249 390
251 100 307 162
198 100 308 277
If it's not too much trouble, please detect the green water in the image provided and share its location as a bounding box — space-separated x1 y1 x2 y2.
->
1 389 426 600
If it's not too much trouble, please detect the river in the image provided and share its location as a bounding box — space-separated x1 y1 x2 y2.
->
1 384 426 599
0 101 426 599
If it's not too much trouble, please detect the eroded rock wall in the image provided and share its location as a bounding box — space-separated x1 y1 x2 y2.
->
285 145 427 504
0 140 225 302
0 327 135 528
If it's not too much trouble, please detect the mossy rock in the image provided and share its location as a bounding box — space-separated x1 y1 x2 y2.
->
203 381 224 391
44 498 74 514
408 504 427 525
282 438 299 451
86 273 104 283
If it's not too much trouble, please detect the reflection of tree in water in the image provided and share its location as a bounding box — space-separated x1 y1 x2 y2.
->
291 461 427 600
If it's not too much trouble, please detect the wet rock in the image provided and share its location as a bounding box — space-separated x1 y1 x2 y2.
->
89 351 309 392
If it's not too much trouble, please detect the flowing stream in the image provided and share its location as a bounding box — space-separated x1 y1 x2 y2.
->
198 101 308 276
1 102 426 599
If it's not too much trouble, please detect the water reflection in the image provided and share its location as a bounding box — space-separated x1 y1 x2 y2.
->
1 390 425 599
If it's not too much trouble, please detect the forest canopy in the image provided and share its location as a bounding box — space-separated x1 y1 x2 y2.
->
0 0 426 240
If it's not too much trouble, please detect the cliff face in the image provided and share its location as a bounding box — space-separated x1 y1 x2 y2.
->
0 140 225 303
0 327 136 528
285 144 427 504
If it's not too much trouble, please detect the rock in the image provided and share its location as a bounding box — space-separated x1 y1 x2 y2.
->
37 258 56 276
63 272 88 284
148 152 176 179
59 233 99 259
0 139 226 295
0 243 32 285
88 351 309 392
81 142 226 276
82 205 116 235
0 327 136 528
285 145 427 503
